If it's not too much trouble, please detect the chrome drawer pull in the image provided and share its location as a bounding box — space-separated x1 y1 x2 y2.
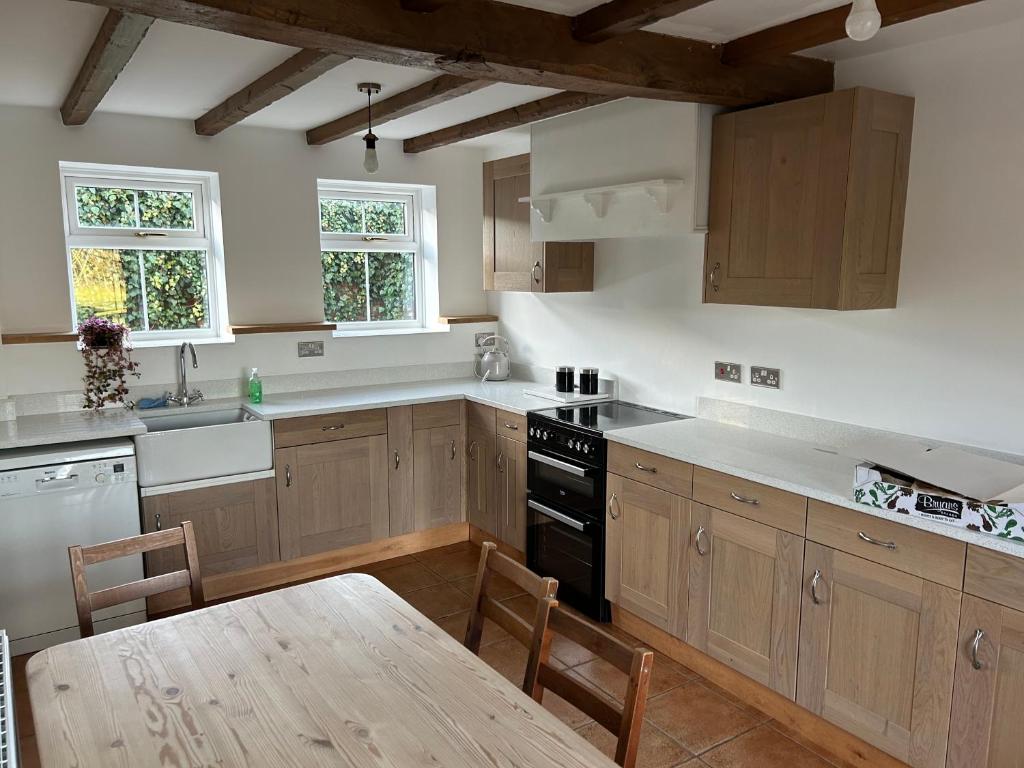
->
730 492 759 506
608 493 620 520
635 462 657 474
857 531 897 551
970 628 986 670
810 569 825 604
320 424 345 431
695 525 709 556
504 422 519 431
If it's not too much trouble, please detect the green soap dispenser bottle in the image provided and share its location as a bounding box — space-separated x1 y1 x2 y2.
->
248 368 263 404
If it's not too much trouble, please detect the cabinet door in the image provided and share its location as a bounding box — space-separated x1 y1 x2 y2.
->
467 425 496 536
483 154 537 292
797 541 960 768
142 478 279 577
413 425 463 530
275 437 390 560
387 406 415 536
947 595 1024 768
495 435 527 552
686 502 802 698
605 474 688 635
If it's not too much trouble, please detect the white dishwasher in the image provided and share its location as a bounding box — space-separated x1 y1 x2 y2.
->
0 438 145 656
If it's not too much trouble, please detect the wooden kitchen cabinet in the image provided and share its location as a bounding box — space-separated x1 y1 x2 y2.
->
687 502 803 699
467 424 497 535
705 87 914 310
495 434 527 551
605 473 689 635
483 153 594 293
142 478 279 577
413 424 463 530
797 541 960 768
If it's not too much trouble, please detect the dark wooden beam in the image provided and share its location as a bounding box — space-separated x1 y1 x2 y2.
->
76 0 833 106
572 0 713 42
403 91 616 153
723 0 986 64
195 49 348 136
399 0 453 10
307 74 490 146
61 10 154 125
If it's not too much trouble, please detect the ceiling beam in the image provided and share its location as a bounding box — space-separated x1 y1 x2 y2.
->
61 10 154 125
76 0 833 106
399 0 453 10
195 50 349 136
307 74 490 146
723 0 986 64
572 0 713 43
403 91 616 153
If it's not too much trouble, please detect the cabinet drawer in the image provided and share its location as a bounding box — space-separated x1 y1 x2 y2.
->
807 500 966 590
965 545 1024 613
412 400 462 430
607 442 693 498
466 401 496 434
273 409 388 448
693 467 806 536
496 409 527 441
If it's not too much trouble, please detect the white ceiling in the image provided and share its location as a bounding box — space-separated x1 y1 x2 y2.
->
0 0 1015 152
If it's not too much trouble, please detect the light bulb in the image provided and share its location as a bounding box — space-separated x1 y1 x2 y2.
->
845 0 881 41
363 131 379 174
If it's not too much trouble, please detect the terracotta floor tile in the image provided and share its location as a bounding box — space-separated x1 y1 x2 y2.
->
416 548 484 581
433 611 512 648
402 582 472 620
478 638 566 687
645 681 760 755
572 653 693 703
695 680 769 723
765 720 843 767
501 593 537 621
373 561 444 594
354 553 420 574
700 725 835 768
451 572 526 601
574 720 693 768
539 685 595 730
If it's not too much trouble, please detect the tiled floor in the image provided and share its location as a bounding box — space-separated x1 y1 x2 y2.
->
12 540 841 768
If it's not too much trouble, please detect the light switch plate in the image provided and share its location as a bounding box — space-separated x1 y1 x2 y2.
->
715 361 743 383
298 341 324 358
751 366 781 389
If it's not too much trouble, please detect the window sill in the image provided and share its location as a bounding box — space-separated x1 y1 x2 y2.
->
332 325 451 339
131 334 236 349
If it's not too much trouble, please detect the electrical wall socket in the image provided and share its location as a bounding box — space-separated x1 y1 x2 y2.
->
475 332 494 349
715 361 743 383
751 366 781 389
297 341 324 358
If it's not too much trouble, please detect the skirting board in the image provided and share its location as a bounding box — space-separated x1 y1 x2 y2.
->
468 524 525 563
612 607 909 768
149 522 470 615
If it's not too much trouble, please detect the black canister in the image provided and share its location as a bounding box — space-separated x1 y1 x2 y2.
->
579 367 599 395
556 366 575 393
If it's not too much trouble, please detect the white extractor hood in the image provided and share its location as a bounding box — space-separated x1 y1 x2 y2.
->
529 99 720 241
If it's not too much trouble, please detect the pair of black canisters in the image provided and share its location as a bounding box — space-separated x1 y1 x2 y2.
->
556 366 599 395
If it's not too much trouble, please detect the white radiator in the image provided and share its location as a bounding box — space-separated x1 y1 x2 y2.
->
0 630 17 768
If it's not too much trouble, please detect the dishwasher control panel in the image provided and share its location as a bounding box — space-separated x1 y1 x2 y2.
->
0 456 137 498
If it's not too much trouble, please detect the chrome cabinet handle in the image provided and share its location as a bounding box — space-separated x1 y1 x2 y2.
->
608 493 620 520
708 261 721 292
695 525 709 556
970 628 986 670
503 422 519 431
450 440 456 461
469 441 478 461
730 491 759 506
154 512 162 531
497 452 504 473
320 424 345 432
394 450 400 471
635 462 657 474
810 569 825 605
531 261 542 284
857 531 897 551
285 464 292 488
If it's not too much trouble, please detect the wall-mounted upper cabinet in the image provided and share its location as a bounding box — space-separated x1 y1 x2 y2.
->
483 154 594 293
705 87 915 310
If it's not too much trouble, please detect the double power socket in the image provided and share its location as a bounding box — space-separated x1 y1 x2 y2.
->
715 362 781 389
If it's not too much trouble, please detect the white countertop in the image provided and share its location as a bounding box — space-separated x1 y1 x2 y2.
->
607 418 1024 559
0 408 147 451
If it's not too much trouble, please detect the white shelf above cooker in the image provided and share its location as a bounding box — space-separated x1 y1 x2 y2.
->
520 179 686 224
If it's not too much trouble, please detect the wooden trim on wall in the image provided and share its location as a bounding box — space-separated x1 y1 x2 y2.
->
231 323 336 335
0 332 79 345
437 315 498 325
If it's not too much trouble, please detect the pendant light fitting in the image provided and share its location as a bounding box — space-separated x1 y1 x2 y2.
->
358 82 382 174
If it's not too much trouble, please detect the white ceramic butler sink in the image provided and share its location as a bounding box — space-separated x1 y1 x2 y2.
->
134 407 273 488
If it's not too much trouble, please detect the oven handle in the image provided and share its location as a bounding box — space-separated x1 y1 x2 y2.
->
528 450 592 478
528 499 587 532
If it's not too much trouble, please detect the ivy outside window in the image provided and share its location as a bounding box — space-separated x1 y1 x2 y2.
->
59 162 229 345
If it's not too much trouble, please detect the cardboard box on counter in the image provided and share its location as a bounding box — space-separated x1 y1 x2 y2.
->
850 436 1024 542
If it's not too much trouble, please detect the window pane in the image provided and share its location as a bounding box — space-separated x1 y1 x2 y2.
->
70 248 144 329
142 250 210 330
322 251 368 323
138 189 195 230
369 252 416 321
364 201 406 235
75 186 137 228
320 198 363 234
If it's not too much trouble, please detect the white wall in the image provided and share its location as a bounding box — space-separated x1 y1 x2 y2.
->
0 106 488 395
490 16 1024 454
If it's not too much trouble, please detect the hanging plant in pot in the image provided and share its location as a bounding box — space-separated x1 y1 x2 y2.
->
78 316 141 411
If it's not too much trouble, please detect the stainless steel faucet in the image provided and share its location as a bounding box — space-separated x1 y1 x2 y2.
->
168 342 204 407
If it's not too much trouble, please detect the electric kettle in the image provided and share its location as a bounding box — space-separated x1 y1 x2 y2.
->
476 335 511 381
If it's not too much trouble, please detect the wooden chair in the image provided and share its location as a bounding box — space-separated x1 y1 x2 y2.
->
464 541 558 689
525 602 654 768
68 521 205 638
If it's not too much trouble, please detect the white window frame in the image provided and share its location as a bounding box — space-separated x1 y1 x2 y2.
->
318 180 435 334
59 161 231 346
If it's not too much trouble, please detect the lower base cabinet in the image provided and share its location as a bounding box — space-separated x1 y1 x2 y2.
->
686 502 803 699
141 478 279 576
275 436 390 560
797 541 960 768
413 424 463 530
495 435 526 551
467 425 497 535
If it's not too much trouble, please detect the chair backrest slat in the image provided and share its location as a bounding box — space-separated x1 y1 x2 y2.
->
537 662 622 732
547 608 636 673
481 595 535 647
69 521 205 638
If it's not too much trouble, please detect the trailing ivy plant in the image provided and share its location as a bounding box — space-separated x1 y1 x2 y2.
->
78 316 141 411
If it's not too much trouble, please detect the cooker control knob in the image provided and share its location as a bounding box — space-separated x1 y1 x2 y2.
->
95 472 108 484
528 427 535 437
582 443 590 455
541 430 549 441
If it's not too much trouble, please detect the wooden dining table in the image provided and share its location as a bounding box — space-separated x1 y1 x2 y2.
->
27 573 616 767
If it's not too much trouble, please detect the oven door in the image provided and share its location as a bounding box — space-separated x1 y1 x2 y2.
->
526 498 609 622
527 449 601 513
